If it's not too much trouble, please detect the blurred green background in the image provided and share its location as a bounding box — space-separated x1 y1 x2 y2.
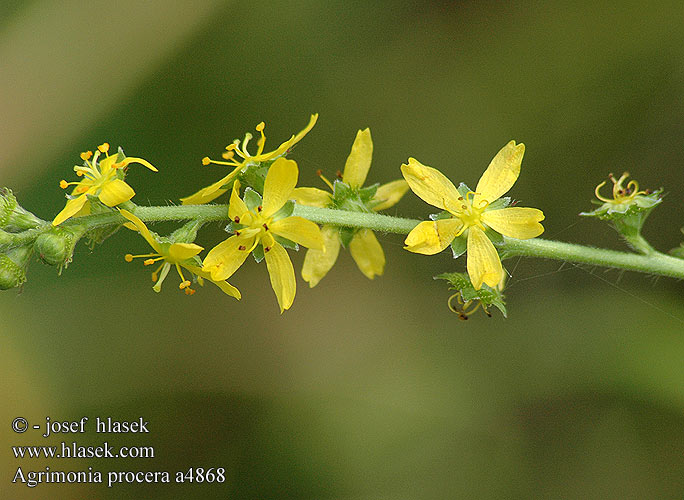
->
2 0 684 498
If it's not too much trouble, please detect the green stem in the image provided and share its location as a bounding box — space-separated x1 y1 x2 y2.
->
54 204 684 280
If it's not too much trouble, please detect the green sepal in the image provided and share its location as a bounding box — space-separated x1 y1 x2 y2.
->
457 183 472 199
243 187 263 212
271 200 295 221
484 227 504 245
486 197 512 211
274 234 299 251
338 226 355 248
81 198 120 249
358 183 379 203
170 219 204 244
240 161 271 194
252 243 265 263
332 180 352 204
430 211 452 221
435 272 507 318
450 236 466 259
669 228 684 259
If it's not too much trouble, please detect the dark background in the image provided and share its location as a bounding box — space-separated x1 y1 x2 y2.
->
2 1 684 498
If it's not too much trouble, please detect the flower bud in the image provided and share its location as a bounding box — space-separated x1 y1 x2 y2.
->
0 245 32 290
34 227 78 267
0 188 45 231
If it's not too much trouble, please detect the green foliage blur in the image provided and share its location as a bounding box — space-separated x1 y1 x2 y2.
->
2 1 684 498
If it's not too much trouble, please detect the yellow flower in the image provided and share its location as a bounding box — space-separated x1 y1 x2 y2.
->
53 143 157 226
202 157 324 312
120 209 240 298
291 128 409 287
181 114 318 205
402 141 544 289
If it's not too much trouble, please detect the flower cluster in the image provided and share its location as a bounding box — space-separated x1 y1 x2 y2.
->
5 115 579 317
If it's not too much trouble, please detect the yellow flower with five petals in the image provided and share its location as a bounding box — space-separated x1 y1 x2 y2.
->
291 128 409 287
202 157 324 312
401 141 544 289
53 143 157 226
181 114 318 205
120 209 240 298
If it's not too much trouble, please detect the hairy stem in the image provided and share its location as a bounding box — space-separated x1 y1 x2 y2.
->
57 204 684 280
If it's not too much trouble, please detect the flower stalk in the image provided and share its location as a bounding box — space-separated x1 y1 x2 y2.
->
44 203 684 281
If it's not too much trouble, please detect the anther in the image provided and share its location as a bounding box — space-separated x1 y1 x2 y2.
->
143 259 155 266
221 151 235 160
256 122 265 132
179 280 191 289
184 287 196 295
97 143 110 153
124 254 133 262
233 216 240 223
238 245 246 251
59 180 69 189
263 223 269 230
201 157 211 166
458 196 464 201
257 205 262 212
264 246 271 253
316 169 323 176
80 151 93 161
235 231 241 236
336 170 343 180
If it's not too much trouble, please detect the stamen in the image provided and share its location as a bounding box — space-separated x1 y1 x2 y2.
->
59 180 69 189
124 254 134 262
184 287 196 295
80 151 93 161
594 181 612 202
202 157 211 166
124 252 159 262
97 143 110 153
143 257 165 266
316 170 335 191
221 151 235 160
255 122 265 132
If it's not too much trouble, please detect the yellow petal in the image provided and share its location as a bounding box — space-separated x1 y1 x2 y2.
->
262 157 298 217
180 168 240 205
228 180 248 221
372 179 409 211
401 158 461 211
342 128 373 188
98 179 135 207
481 207 545 239
52 194 88 226
466 226 503 290
349 229 385 280
301 225 340 287
202 235 253 281
119 209 161 252
168 242 204 262
270 216 324 250
118 156 158 172
260 114 319 162
291 187 331 208
264 242 296 313
184 264 241 299
403 219 463 255
473 141 524 206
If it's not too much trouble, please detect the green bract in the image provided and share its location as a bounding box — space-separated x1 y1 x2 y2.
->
435 271 507 319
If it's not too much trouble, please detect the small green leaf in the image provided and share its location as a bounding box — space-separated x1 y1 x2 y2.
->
358 183 379 202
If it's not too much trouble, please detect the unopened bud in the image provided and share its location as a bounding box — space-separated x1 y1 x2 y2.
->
34 227 78 266
0 188 45 231
0 245 32 290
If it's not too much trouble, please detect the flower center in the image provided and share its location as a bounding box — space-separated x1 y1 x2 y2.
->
450 192 488 234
